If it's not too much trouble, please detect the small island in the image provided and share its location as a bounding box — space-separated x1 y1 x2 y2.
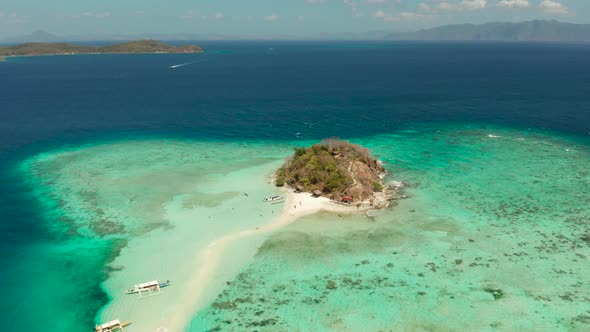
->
275 139 403 210
0 40 203 60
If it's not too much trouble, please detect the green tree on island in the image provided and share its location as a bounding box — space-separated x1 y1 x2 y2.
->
276 139 386 202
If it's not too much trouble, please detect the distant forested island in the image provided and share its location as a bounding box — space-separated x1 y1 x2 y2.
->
0 40 203 61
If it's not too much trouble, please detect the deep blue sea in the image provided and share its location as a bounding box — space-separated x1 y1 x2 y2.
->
1 41 589 331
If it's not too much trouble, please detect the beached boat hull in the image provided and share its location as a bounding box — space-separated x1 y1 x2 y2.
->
125 281 172 294
264 196 284 203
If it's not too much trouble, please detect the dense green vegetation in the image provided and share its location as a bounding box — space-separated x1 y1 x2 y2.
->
278 144 352 194
276 139 385 201
0 40 203 57
372 182 383 192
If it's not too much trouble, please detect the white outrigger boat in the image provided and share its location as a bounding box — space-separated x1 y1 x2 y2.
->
264 195 284 203
125 280 171 298
95 319 131 332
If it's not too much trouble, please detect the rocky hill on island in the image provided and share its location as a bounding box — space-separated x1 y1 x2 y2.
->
275 139 392 205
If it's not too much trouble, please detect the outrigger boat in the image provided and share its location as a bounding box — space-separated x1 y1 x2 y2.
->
264 195 284 203
95 319 131 332
125 279 171 298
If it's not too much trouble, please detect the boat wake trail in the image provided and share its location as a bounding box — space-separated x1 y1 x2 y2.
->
169 58 207 69
169 62 191 69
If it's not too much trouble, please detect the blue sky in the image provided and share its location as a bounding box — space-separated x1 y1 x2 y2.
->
0 0 587 37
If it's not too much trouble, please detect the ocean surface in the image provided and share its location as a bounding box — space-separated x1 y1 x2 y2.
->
0 41 589 332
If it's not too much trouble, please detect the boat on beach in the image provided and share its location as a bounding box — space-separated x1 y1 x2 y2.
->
125 280 171 297
264 195 284 202
95 319 131 332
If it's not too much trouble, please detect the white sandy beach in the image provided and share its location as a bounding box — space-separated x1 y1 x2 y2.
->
96 160 288 332
97 155 367 332
163 190 363 331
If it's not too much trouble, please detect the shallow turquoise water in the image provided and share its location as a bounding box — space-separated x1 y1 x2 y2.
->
21 139 306 331
188 125 590 331
15 124 590 332
3 42 590 332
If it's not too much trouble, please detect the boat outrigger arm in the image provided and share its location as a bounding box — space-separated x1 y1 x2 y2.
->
125 280 172 298
95 319 131 332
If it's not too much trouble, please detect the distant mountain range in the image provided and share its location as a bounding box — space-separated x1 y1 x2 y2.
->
2 20 590 44
2 30 61 44
388 20 590 42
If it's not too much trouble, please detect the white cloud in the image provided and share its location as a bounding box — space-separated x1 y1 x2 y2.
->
399 11 429 20
439 0 487 11
419 3 432 11
461 0 487 10
343 0 360 13
0 12 28 24
367 0 386 3
81 11 111 19
438 2 452 10
264 14 279 21
180 10 195 20
539 0 568 14
497 0 529 8
215 12 224 19
375 9 431 22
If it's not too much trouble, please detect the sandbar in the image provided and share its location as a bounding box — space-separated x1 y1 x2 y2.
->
162 189 366 331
